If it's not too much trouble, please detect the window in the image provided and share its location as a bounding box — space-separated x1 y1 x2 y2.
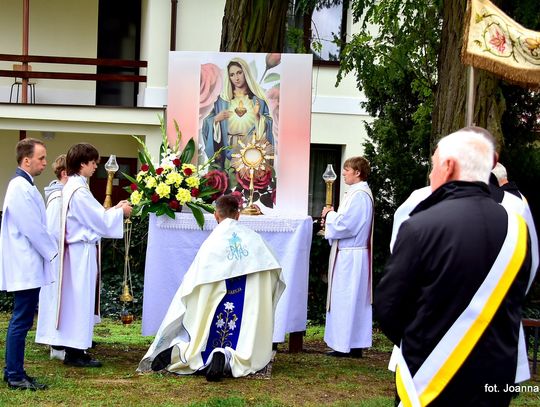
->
309 144 342 217
286 0 349 64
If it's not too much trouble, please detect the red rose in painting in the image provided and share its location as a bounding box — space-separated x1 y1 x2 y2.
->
204 170 229 199
184 167 193 176
169 200 180 210
151 193 159 203
173 158 181 167
191 187 200 197
265 53 281 69
130 183 138 191
141 164 149 172
236 169 272 191
156 167 164 175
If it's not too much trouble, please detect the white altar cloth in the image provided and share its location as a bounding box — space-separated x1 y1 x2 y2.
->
141 212 313 342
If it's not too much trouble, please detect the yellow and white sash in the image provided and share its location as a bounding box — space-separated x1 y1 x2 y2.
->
393 209 528 407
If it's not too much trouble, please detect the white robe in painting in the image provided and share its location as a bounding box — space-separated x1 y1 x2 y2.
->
324 181 373 353
35 175 123 350
0 173 57 292
138 218 285 378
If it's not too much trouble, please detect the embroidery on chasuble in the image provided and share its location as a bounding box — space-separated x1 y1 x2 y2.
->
201 232 250 363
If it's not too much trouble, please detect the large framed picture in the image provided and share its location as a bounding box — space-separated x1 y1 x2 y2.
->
167 51 312 216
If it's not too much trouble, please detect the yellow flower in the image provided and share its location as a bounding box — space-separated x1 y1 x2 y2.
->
185 176 200 188
165 172 183 186
175 188 191 204
130 190 142 205
136 171 146 182
155 182 171 199
145 176 157 189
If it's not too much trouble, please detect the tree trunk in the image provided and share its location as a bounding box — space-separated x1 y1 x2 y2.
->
220 0 289 52
432 0 505 150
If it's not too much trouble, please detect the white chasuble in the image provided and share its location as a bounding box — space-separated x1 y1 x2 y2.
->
138 218 285 378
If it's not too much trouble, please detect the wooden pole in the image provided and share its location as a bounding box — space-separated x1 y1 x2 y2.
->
22 0 29 104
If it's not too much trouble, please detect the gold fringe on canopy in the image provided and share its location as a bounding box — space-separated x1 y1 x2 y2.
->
461 0 540 88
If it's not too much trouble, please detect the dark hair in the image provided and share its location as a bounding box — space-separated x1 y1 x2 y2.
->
16 138 45 165
66 143 100 176
343 156 371 181
52 154 67 180
227 61 254 98
215 194 240 219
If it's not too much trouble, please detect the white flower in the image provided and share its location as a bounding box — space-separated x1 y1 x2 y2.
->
228 320 236 330
224 302 234 311
216 318 225 329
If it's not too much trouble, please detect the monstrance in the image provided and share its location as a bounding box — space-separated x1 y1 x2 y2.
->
231 133 274 216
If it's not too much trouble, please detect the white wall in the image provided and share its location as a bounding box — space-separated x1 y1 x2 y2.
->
0 0 98 105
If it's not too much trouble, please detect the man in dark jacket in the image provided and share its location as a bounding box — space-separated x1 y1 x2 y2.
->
375 128 532 406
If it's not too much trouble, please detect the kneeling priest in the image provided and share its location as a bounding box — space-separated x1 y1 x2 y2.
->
138 194 285 381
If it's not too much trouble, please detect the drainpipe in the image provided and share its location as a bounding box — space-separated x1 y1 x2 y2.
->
170 0 178 51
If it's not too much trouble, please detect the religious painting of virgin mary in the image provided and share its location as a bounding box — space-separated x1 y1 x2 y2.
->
198 54 281 212
167 51 311 216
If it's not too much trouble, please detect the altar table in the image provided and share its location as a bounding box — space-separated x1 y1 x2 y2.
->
141 212 313 346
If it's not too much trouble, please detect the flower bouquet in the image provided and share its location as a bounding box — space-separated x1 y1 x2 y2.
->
124 118 224 229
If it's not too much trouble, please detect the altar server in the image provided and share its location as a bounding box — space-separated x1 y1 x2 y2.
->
138 194 285 381
36 154 68 361
375 129 532 406
35 143 131 368
321 156 374 358
1 138 57 390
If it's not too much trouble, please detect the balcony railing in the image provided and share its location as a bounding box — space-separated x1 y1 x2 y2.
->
0 53 147 83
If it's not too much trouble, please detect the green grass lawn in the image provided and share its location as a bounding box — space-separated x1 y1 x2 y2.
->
0 314 538 406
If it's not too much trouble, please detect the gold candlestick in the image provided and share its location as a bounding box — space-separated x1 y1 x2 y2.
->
318 164 337 236
103 154 119 209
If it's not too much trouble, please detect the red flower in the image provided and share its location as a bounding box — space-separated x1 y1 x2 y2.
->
141 164 149 172
489 29 506 53
130 183 138 191
265 53 281 69
169 200 180 210
151 193 159 203
236 169 272 191
156 167 164 175
173 158 181 167
191 188 200 197
204 170 229 200
184 167 193 176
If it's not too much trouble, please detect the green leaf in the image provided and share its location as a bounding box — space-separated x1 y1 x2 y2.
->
187 203 205 229
263 73 280 83
123 173 139 185
179 138 195 164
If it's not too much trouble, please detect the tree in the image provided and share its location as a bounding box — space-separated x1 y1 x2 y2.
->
338 0 440 271
220 0 289 52
339 0 540 277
